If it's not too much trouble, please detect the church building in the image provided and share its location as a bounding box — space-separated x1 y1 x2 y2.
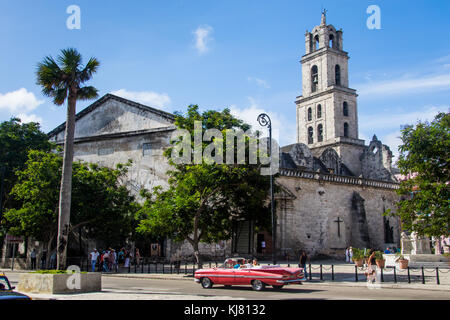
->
41 12 401 261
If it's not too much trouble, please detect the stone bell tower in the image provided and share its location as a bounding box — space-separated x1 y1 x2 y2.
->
295 11 365 176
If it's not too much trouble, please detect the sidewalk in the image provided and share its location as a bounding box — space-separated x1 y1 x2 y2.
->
3 260 449 292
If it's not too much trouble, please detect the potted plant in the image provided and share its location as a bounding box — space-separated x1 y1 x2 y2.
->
351 248 364 267
375 251 385 268
395 252 409 269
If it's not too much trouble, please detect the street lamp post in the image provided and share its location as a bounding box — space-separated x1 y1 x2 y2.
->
257 113 276 265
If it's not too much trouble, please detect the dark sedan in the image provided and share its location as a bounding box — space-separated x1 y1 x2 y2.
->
0 273 31 300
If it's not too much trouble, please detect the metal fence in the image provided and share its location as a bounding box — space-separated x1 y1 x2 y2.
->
17 257 450 286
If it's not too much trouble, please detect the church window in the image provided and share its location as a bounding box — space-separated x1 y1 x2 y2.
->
307 107 312 121
308 127 314 144
343 122 349 137
335 65 341 86
317 124 323 142
317 104 322 118
311 65 318 92
343 101 349 116
329 34 334 48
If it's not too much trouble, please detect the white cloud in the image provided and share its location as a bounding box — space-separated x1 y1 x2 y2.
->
16 113 44 124
111 89 171 109
247 77 270 89
359 106 444 131
358 73 450 97
229 97 296 147
0 88 44 113
359 106 446 162
193 25 213 54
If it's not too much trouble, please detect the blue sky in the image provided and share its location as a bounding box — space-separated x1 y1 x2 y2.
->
0 0 449 161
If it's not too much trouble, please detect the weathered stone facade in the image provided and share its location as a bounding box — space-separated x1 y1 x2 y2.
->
39 12 401 262
266 12 401 259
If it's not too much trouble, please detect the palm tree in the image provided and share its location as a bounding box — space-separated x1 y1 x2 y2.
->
36 48 100 270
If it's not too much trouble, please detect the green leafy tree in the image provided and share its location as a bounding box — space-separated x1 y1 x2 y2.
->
136 105 272 265
36 48 100 269
386 112 449 237
4 150 138 265
0 118 52 214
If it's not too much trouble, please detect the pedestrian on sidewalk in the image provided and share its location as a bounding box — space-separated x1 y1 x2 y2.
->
365 249 377 283
345 247 350 263
30 249 37 270
41 250 47 269
299 251 308 278
50 251 56 269
90 249 99 272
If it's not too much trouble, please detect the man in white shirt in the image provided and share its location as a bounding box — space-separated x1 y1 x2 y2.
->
90 249 99 272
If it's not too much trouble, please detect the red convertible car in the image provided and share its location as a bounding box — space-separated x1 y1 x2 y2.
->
194 258 306 291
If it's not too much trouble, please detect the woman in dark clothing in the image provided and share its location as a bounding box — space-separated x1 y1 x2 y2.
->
299 251 308 278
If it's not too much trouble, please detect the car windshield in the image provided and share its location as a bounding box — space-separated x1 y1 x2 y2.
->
0 277 11 291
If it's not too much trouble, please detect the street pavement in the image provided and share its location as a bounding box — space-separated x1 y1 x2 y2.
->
2 263 450 300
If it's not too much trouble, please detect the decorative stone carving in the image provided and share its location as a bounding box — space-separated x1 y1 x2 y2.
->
288 143 313 170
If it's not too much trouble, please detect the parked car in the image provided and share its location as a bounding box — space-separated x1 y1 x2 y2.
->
0 273 31 300
194 258 306 291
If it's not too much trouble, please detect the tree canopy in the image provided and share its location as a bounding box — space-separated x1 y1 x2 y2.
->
4 150 139 253
386 112 450 237
0 118 52 219
136 105 272 263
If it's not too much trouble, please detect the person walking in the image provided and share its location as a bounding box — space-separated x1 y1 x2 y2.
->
349 247 353 263
41 250 47 269
30 249 37 270
135 248 141 267
89 249 99 272
365 249 377 283
299 251 308 278
50 251 57 269
345 247 350 263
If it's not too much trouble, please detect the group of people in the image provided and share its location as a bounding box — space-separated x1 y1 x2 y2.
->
384 247 400 254
231 258 260 269
29 249 57 270
89 247 142 272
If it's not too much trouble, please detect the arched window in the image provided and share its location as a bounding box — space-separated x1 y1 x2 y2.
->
317 104 322 118
314 35 320 51
307 107 312 121
308 127 314 144
329 34 334 48
317 124 323 142
343 101 349 117
311 65 318 93
335 65 341 86
344 122 349 138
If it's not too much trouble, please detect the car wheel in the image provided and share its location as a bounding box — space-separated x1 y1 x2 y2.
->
272 285 284 290
201 277 213 289
251 280 266 291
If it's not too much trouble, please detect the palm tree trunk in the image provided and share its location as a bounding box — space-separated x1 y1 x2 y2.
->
56 90 77 270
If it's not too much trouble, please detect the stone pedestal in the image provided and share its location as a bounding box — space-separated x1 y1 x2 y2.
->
18 272 101 294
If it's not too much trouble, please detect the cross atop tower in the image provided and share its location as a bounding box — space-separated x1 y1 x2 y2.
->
321 9 327 25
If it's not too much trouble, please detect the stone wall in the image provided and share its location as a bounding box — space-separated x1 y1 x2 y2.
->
276 170 400 259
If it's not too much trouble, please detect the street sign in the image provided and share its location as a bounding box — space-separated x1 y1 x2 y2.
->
5 235 23 243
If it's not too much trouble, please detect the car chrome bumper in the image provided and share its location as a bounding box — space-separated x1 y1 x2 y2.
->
194 278 200 283
276 278 307 284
